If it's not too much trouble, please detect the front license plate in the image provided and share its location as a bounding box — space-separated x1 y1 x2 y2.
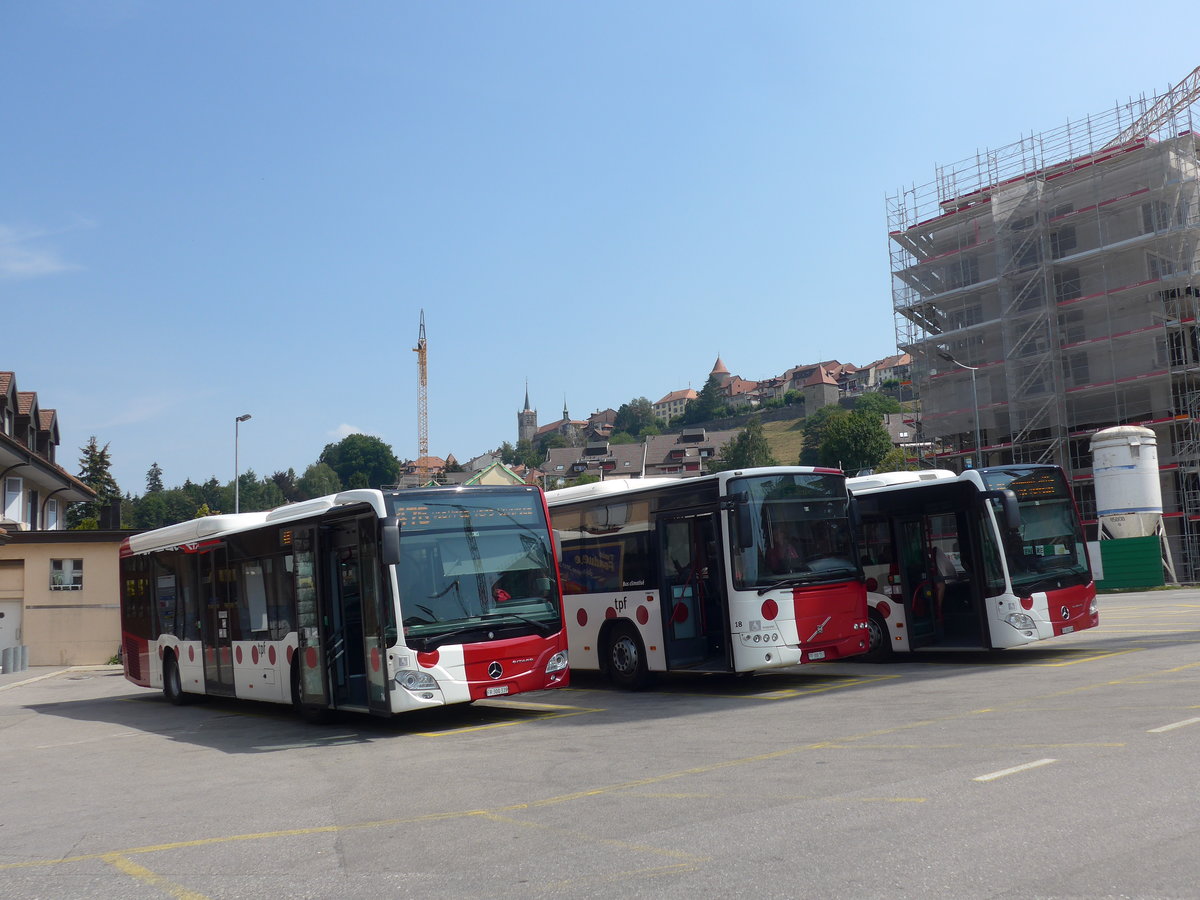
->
808 651 826 661
486 685 510 697
1062 625 1075 634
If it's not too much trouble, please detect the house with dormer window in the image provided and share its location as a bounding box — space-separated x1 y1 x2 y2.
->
1 371 126 668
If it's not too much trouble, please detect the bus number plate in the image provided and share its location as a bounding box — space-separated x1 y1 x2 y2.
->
1062 626 1075 634
808 651 826 661
486 685 510 697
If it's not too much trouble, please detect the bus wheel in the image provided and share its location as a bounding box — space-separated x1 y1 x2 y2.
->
862 610 892 663
607 623 651 691
162 654 189 706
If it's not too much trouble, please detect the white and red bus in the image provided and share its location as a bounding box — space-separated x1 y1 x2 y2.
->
849 464 1098 658
546 467 870 688
119 486 569 717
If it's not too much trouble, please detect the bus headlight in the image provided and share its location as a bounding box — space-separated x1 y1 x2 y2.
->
395 669 439 692
1004 612 1036 630
545 651 569 674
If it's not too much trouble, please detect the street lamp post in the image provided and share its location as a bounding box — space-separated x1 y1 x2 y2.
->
234 413 252 513
938 352 982 469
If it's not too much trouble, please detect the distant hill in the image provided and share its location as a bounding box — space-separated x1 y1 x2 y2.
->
761 416 805 465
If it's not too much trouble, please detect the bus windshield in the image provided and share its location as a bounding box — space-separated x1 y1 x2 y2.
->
980 467 1090 591
728 472 859 590
386 492 562 649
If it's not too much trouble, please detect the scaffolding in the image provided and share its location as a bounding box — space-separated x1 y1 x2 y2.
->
888 69 1200 579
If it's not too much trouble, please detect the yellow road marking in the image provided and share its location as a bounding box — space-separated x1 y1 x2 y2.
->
103 854 211 900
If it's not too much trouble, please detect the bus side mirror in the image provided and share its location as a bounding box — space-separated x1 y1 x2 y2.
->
381 522 401 566
986 490 1021 533
730 494 754 549
848 495 862 529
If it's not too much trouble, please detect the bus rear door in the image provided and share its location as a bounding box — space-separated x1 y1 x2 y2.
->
291 525 330 709
200 546 236 696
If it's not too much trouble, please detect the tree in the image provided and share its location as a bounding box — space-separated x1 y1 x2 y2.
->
874 446 916 474
538 432 569 455
515 438 543 469
318 434 401 490
854 391 902 417
498 441 518 465
146 462 164 493
297 462 342 499
68 436 121 529
232 468 267 512
614 397 658 437
271 469 302 503
710 417 778 472
798 405 848 466
681 375 729 425
819 411 894 474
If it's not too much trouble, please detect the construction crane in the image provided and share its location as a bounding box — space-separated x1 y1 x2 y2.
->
1104 65 1200 150
413 310 429 477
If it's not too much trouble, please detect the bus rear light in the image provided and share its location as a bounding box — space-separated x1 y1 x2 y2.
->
865 577 878 592
875 601 892 619
761 598 779 620
1020 596 1034 610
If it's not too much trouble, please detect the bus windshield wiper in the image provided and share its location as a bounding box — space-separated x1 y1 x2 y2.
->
756 565 858 595
482 610 555 636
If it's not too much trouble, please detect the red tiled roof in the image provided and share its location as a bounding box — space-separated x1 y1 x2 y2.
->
655 389 697 405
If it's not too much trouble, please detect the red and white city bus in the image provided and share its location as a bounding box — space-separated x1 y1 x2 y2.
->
849 464 1098 658
119 485 569 717
546 467 871 688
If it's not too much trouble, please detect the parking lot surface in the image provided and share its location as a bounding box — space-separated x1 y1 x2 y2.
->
2 589 1198 899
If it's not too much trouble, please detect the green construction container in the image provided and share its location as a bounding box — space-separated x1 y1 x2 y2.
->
1095 535 1164 590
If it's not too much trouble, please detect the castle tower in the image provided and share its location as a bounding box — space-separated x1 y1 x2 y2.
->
517 381 537 444
710 355 732 387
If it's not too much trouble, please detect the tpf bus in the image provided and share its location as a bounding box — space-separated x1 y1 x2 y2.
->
546 467 870 688
848 465 1098 658
120 485 569 717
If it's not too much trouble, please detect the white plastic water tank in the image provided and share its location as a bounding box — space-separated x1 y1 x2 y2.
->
1090 425 1162 539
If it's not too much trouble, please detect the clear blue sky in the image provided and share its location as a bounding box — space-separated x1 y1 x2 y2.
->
3 1 1194 494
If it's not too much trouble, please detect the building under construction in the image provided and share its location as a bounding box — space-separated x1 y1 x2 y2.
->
887 67 1200 578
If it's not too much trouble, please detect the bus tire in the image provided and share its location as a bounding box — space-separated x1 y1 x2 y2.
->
861 609 892 662
607 623 651 691
162 653 189 706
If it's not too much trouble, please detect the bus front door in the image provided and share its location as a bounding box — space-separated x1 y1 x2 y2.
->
324 516 390 714
896 518 938 649
659 514 724 669
200 546 236 696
